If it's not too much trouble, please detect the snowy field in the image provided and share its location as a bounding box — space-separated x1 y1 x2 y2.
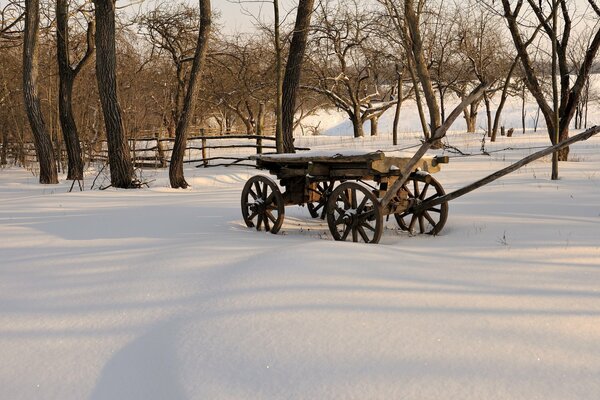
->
1 126 600 399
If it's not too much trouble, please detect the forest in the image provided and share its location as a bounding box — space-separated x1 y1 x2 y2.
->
1 0 599 187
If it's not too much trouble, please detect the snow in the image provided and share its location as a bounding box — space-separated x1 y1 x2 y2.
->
2 128 600 399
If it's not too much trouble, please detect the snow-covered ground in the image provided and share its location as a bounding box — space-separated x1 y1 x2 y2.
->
2 128 600 399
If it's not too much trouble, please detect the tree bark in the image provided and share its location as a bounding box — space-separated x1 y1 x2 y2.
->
351 109 364 138
392 67 403 145
169 0 211 188
57 0 94 180
282 0 315 153
1 130 7 166
484 92 492 140
404 0 442 148
23 0 58 184
492 57 518 139
94 0 135 188
273 0 284 153
370 115 379 136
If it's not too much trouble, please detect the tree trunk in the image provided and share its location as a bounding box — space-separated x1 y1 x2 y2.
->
392 68 403 146
57 0 93 180
463 100 479 133
492 58 518 139
464 109 477 133
169 0 211 188
484 93 492 140
404 0 441 140
94 0 135 188
404 0 441 148
273 0 284 153
521 86 526 134
370 115 379 136
409 62 429 140
1 130 7 165
281 0 315 153
23 0 58 184
351 111 364 138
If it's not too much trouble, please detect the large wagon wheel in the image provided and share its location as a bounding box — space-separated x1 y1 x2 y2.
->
326 182 383 244
394 173 448 235
307 180 335 219
241 175 285 234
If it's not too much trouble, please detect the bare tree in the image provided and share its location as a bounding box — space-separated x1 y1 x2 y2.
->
169 0 212 189
1 1 24 43
93 0 136 188
56 0 95 180
498 0 600 169
137 2 200 137
23 0 58 184
206 35 274 135
380 0 447 147
281 0 315 153
304 0 396 138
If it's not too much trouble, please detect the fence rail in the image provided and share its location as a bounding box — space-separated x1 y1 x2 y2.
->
9 133 309 169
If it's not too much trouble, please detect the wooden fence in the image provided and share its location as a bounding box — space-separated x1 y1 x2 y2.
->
10 133 309 169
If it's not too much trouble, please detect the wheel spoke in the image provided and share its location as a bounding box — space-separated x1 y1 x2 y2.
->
419 182 430 200
358 225 370 242
352 226 358 242
359 209 375 221
254 181 262 197
357 196 369 213
408 214 418 232
361 221 376 232
265 191 274 204
248 189 257 200
341 192 351 207
418 215 425 233
334 211 346 226
266 210 277 223
423 211 436 226
247 210 258 221
341 224 352 240
351 189 358 208
262 182 268 200
264 213 271 231
413 179 420 198
256 214 263 231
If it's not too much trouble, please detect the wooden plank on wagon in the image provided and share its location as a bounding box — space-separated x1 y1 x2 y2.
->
370 156 441 174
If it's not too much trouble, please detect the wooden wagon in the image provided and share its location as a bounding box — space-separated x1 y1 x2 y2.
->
240 151 449 244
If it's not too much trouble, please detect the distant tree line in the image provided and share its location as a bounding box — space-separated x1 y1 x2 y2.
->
1 0 599 186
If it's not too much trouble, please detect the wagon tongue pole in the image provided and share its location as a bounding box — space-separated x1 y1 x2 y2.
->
412 125 600 215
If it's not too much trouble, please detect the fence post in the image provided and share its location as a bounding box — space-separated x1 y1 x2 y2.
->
201 128 208 167
256 135 263 155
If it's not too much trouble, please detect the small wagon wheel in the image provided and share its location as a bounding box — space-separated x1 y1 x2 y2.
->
394 173 448 235
241 175 285 234
307 180 335 219
326 181 383 244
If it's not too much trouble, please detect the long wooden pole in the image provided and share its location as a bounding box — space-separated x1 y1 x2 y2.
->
380 83 488 209
413 125 600 214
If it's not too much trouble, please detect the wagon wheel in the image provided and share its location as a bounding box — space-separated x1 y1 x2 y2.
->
326 182 383 244
307 180 335 219
241 175 285 234
394 173 448 235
